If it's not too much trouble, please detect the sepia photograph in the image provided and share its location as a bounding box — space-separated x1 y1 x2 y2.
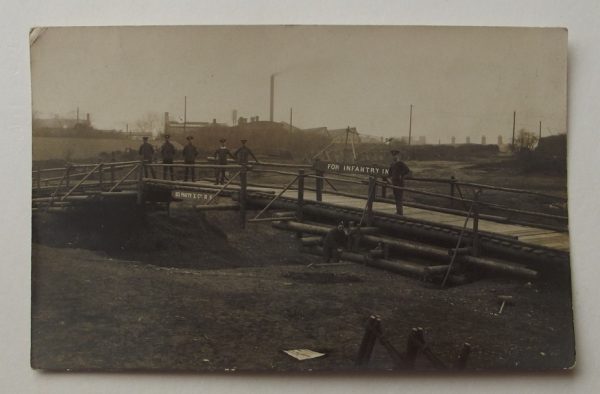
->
30 25 573 372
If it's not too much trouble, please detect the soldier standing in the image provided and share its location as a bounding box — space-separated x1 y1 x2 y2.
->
234 139 259 165
182 136 198 182
214 139 235 184
387 149 411 215
138 136 156 178
322 220 347 263
160 134 176 180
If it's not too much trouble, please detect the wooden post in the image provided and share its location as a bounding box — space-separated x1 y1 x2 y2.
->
110 163 115 184
449 176 456 208
405 327 422 369
239 165 247 228
137 161 144 205
35 166 41 191
98 163 104 190
65 165 71 189
366 176 376 226
355 315 381 366
472 191 481 256
381 181 387 199
454 342 471 370
315 169 323 202
297 169 305 220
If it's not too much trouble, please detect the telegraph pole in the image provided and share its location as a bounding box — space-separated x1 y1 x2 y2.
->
511 111 516 150
290 107 293 132
183 96 187 135
539 120 542 140
408 104 413 146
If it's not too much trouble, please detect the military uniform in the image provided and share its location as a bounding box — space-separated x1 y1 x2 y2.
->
322 224 347 262
160 139 176 180
388 156 410 215
214 141 235 184
183 138 198 182
138 139 156 178
234 141 258 164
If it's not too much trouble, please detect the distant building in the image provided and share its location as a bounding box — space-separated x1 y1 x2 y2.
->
163 111 227 134
33 113 91 130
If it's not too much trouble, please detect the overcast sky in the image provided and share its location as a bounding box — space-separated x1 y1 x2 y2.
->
30 26 567 142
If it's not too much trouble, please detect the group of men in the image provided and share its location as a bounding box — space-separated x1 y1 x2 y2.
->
138 135 258 184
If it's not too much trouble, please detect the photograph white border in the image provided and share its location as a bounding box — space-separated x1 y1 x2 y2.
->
2 0 599 393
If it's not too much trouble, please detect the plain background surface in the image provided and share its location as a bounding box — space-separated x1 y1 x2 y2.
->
1 1 599 393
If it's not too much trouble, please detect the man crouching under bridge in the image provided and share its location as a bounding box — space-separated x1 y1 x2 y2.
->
323 220 348 263
388 150 411 215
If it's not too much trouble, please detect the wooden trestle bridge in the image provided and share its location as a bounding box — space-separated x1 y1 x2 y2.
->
32 159 569 285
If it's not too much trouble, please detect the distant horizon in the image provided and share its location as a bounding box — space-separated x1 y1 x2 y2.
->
30 26 567 142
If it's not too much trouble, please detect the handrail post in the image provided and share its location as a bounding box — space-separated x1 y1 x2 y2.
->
239 165 248 228
35 166 41 191
98 163 104 190
315 169 323 202
366 176 376 226
297 169 305 220
449 176 456 208
472 190 481 256
381 179 387 199
65 165 71 189
137 160 144 205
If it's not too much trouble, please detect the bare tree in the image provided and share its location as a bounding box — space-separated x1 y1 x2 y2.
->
134 112 162 136
515 128 539 151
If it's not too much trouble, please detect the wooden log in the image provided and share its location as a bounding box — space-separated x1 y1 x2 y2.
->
365 258 426 277
275 220 449 262
248 216 295 222
423 265 452 275
447 247 472 256
300 236 323 246
461 255 539 279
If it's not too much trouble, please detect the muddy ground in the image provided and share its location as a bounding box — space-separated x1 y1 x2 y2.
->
31 203 575 372
31 156 573 372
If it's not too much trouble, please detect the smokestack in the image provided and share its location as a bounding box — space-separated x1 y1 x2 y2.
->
164 112 169 133
86 113 90 126
270 74 275 122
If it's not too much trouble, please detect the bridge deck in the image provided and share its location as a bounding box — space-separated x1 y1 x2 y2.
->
188 180 569 252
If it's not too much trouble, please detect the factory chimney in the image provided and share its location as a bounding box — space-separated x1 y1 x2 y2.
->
270 74 275 122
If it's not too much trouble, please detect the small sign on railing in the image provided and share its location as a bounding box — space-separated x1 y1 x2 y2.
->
313 161 389 177
171 190 217 204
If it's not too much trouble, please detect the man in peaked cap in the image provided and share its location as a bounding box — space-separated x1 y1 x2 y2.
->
138 136 156 178
322 220 348 263
160 134 176 180
234 139 259 165
387 149 411 215
214 138 235 184
182 135 199 182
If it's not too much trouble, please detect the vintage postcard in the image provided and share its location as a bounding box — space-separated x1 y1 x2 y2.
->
31 26 573 372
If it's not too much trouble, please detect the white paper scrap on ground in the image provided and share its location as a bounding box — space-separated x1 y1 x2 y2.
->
282 349 326 361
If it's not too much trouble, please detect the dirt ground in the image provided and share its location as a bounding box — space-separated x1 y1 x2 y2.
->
31 205 575 372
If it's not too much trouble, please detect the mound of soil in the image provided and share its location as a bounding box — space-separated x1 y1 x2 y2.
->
32 203 321 270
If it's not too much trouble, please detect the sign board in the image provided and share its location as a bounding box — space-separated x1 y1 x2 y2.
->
171 190 218 204
313 161 389 177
